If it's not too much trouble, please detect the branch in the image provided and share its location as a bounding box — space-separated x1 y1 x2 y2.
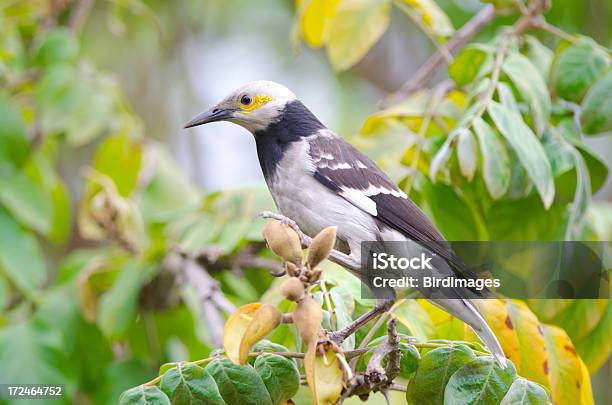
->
165 253 236 346
341 318 401 400
382 4 496 108
329 299 394 344
69 0 95 34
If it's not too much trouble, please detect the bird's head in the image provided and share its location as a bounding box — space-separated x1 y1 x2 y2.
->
184 80 297 133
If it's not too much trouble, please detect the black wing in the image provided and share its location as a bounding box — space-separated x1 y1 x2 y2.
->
309 130 471 274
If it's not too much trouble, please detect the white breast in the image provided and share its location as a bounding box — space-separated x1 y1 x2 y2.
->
266 139 379 257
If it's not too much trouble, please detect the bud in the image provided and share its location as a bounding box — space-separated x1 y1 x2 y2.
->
262 220 303 265
292 295 323 345
307 226 337 268
281 277 305 302
285 261 299 277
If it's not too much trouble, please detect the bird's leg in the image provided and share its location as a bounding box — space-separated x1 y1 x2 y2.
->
328 298 394 344
257 211 361 271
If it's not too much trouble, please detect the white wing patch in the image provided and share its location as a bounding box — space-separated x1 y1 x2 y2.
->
340 188 378 216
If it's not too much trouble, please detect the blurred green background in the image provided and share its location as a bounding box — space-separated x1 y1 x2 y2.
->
0 0 611 404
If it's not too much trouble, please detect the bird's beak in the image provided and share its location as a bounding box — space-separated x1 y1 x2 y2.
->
183 107 235 129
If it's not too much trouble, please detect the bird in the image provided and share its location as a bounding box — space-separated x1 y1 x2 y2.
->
184 80 507 367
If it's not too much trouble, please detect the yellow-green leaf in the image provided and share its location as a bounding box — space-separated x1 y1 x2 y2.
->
464 300 521 370
397 0 454 38
542 324 588 405
505 300 549 387
326 0 391 71
297 0 340 47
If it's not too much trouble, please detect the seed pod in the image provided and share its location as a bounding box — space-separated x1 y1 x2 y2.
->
281 277 305 302
285 261 299 277
307 226 337 268
292 295 322 345
304 341 344 405
309 268 322 283
262 220 303 265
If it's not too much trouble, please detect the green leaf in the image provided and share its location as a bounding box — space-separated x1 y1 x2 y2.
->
0 274 8 310
500 377 549 405
399 342 420 378
449 45 490 86
98 260 157 338
473 117 510 200
564 147 591 239
0 93 29 167
32 28 79 67
0 165 53 235
0 210 45 299
406 344 476 405
574 299 611 373
557 118 608 193
457 128 477 181
94 134 143 196
496 82 520 115
551 39 609 103
254 354 300 404
325 0 390 71
580 70 612 135
36 65 116 146
160 363 225 405
430 130 459 180
525 36 553 81
420 180 479 240
502 51 551 135
205 358 273 405
119 385 171 405
487 101 555 208
329 287 355 351
443 356 517 405
0 320 68 386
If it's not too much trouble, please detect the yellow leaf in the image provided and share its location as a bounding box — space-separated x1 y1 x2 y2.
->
464 300 521 371
298 0 341 47
239 304 281 364
397 0 454 37
223 303 281 365
304 342 344 405
505 300 549 387
417 299 463 340
542 324 588 405
579 358 594 405
325 0 391 71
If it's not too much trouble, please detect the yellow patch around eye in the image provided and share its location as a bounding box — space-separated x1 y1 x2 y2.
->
240 95 273 113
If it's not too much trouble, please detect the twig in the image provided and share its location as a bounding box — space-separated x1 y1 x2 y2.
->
69 0 95 34
342 318 401 399
328 299 394 344
165 253 236 346
404 80 454 194
470 0 550 125
382 4 496 108
532 16 577 43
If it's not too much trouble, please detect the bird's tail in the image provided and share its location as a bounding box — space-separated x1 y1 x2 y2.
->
429 298 507 368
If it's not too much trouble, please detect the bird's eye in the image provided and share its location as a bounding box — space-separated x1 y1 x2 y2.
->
240 95 252 105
